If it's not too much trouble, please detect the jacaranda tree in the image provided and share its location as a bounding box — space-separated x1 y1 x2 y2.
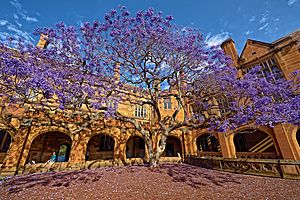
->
1 7 299 167
0 32 120 140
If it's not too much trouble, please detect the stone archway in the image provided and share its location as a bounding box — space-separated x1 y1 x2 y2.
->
233 129 279 159
126 136 145 158
162 136 182 157
86 134 115 161
196 134 220 152
27 131 72 163
0 129 12 164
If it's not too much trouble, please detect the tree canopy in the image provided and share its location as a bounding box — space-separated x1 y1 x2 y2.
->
0 6 299 166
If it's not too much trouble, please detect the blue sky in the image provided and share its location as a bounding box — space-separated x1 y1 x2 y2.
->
0 0 299 54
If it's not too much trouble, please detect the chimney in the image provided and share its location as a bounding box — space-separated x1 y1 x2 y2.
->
36 34 49 49
221 38 239 67
114 62 120 81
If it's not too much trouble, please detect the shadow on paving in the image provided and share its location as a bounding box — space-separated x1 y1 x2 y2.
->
1 164 244 194
1 169 102 194
150 164 243 189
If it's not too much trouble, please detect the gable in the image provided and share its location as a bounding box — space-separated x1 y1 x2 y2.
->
239 40 273 64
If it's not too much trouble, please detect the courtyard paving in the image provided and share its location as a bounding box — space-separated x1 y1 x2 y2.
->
0 164 299 200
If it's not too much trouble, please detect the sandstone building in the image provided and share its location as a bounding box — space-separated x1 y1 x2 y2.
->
0 30 299 176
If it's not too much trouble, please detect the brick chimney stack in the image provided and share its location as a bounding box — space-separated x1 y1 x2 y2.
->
221 38 239 67
36 34 49 49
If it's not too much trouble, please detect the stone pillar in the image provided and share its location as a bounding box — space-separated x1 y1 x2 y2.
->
273 124 300 176
68 131 88 170
184 131 194 156
112 128 128 165
217 133 235 158
0 129 28 176
114 139 126 165
273 124 300 160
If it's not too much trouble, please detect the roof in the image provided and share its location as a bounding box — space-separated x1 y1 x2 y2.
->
239 28 300 59
271 29 300 45
239 39 273 59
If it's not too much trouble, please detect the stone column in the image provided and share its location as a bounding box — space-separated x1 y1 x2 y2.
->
273 124 300 160
68 131 88 170
217 132 235 158
183 131 194 156
112 128 128 165
273 124 300 176
0 129 28 176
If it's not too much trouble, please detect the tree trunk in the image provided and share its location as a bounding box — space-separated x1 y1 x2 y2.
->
147 134 167 168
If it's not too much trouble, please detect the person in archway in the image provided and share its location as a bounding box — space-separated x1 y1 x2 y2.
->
43 152 56 167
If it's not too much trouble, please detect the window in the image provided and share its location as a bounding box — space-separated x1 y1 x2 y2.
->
242 57 283 80
134 105 147 118
260 58 283 81
218 96 232 115
164 98 172 110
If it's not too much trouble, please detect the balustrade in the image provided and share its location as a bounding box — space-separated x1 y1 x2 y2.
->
186 155 300 179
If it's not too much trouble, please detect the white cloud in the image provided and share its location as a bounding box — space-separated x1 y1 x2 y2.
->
0 0 40 46
10 0 22 10
19 12 38 22
249 16 256 22
0 32 10 40
259 16 267 24
259 23 269 31
244 30 253 35
10 1 39 23
288 0 298 6
13 14 19 20
205 32 231 46
255 10 279 35
259 11 269 24
6 24 34 43
0 20 8 26
15 20 22 27
77 20 84 27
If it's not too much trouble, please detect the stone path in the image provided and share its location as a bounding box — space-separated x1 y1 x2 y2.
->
0 164 299 199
